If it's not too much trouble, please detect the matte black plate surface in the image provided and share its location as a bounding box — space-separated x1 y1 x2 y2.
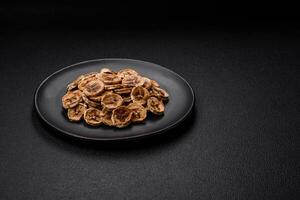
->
34 59 194 141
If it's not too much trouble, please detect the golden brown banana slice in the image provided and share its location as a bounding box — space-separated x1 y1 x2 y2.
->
128 102 147 122
102 90 114 96
83 108 102 126
111 106 133 128
104 84 123 90
130 86 149 105
67 75 84 91
78 73 99 91
62 90 82 109
142 77 152 89
88 90 114 102
67 103 87 121
82 95 101 108
67 83 77 91
100 108 114 126
101 93 123 110
83 80 105 97
122 75 145 87
122 96 132 103
147 97 164 115
97 71 121 85
150 86 169 100
114 87 133 95
88 95 102 102
100 68 113 73
150 79 160 88
117 68 138 79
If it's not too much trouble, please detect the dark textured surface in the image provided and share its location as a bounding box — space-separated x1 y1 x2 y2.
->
0 27 299 199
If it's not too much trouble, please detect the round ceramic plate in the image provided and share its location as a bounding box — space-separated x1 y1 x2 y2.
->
34 59 194 141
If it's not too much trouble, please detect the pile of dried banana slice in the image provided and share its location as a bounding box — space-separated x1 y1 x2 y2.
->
62 68 169 128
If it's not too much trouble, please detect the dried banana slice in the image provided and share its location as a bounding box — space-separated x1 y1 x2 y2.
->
78 73 99 91
97 71 121 85
117 68 138 79
83 80 105 97
62 90 82 109
83 108 102 126
128 102 147 122
151 79 160 88
150 86 169 100
89 90 114 102
123 96 132 103
111 106 133 128
67 75 84 91
67 83 77 91
114 87 133 95
102 90 114 96
147 97 165 115
104 84 123 90
142 77 152 89
130 86 149 105
122 75 145 87
82 95 101 108
100 108 114 126
101 93 123 110
100 68 113 73
67 103 87 121
88 95 102 102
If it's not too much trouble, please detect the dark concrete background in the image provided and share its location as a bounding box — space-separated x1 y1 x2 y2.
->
0 3 299 198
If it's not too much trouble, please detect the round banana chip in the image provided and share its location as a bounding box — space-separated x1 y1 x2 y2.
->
123 96 132 103
88 95 102 102
82 95 101 108
151 79 160 88
101 90 114 96
87 90 114 103
78 73 99 91
122 75 145 87
62 90 82 109
105 84 123 90
83 108 102 126
89 91 113 103
101 93 123 110
131 86 149 105
111 106 133 128
114 87 133 95
100 68 113 73
147 97 165 115
128 102 147 122
97 71 121 85
67 103 87 121
142 77 152 89
100 108 114 126
117 68 138 79
67 75 84 91
83 80 105 97
150 86 169 100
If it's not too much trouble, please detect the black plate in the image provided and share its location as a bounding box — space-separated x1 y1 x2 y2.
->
34 58 194 141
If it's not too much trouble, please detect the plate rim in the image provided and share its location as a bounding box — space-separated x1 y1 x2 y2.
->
34 58 195 141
